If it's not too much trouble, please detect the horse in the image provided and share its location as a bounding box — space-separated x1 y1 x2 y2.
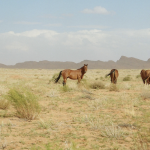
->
55 64 88 86
146 76 150 85
140 69 150 84
105 69 119 84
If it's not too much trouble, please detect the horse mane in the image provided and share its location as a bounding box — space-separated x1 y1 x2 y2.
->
77 66 84 70
77 64 88 70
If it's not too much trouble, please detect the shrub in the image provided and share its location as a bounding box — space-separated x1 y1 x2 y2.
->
89 81 105 89
123 76 132 81
49 73 63 84
61 85 72 92
78 78 89 89
0 98 10 110
6 88 41 120
136 74 141 78
109 84 119 92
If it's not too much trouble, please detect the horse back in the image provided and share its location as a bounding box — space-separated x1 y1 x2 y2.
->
145 70 150 78
62 69 81 79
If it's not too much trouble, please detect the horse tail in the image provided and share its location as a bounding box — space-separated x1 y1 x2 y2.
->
55 71 62 83
105 69 115 77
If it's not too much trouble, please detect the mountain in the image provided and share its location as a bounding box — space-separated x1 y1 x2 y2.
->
0 56 150 69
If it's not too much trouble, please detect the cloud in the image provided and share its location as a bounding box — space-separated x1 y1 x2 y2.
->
14 21 41 25
0 20 3 23
67 25 109 29
82 6 110 14
0 29 150 65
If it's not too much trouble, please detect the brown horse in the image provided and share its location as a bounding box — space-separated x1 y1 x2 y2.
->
146 76 150 85
55 64 88 86
106 69 119 84
140 69 150 84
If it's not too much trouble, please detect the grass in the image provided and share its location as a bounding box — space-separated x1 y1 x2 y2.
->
123 75 132 81
0 98 10 110
5 87 41 120
109 84 119 91
141 90 150 99
49 72 63 84
89 81 105 89
100 123 124 139
88 98 107 110
60 85 72 92
38 119 54 129
0 68 149 150
136 74 141 78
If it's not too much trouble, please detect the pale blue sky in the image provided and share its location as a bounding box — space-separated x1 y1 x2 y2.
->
0 0 150 65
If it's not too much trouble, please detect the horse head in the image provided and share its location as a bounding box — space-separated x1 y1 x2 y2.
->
83 64 88 73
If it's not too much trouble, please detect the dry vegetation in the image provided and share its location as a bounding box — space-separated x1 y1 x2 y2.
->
0 68 150 150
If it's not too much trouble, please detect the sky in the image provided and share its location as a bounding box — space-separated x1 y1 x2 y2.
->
0 0 150 65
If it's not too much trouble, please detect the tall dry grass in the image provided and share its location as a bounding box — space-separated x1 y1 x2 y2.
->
5 87 41 120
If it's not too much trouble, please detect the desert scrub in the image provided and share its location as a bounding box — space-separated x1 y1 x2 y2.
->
0 98 10 109
136 74 141 78
5 88 41 120
109 84 119 92
78 78 89 89
89 81 105 89
60 85 72 92
49 72 63 84
123 75 132 81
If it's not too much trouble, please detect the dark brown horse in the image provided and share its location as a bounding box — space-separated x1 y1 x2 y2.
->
146 76 150 85
140 69 150 84
55 64 88 86
106 69 119 84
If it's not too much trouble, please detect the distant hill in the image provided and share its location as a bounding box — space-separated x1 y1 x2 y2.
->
0 56 150 69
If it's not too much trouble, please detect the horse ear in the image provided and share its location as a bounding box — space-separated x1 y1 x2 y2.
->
86 64 88 66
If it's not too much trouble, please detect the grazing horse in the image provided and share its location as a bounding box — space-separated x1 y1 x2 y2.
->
140 69 150 84
106 69 119 84
55 64 88 86
146 76 150 85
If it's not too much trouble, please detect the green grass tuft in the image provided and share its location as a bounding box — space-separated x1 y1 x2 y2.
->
6 87 41 120
61 85 72 92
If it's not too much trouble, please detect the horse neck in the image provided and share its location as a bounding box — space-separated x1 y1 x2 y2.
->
77 66 85 75
81 68 85 75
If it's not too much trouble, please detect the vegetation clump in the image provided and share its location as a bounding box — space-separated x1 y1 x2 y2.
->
49 73 63 84
123 75 132 81
6 87 41 120
89 81 105 89
109 84 119 92
0 98 10 110
136 74 141 78
61 85 72 92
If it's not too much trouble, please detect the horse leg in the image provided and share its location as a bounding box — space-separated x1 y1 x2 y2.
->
63 78 67 86
110 75 112 83
78 78 81 84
